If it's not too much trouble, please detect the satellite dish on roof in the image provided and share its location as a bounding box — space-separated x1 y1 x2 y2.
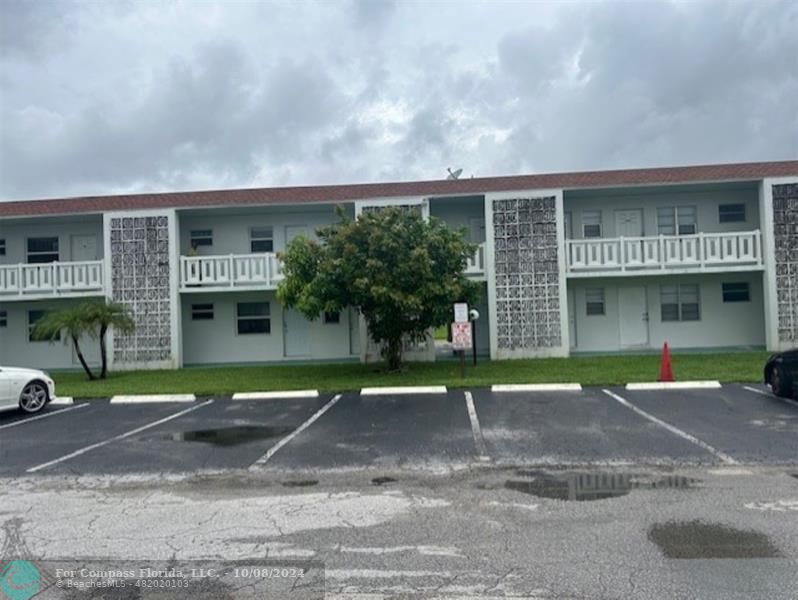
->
447 167 463 180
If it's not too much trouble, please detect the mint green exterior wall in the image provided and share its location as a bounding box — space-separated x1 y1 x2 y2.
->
0 217 104 264
180 291 357 365
564 185 760 239
0 298 101 370
568 273 766 352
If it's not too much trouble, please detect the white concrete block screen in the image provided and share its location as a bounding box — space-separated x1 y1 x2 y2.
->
0 161 796 371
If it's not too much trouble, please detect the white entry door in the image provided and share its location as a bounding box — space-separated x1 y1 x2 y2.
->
618 287 649 348
283 309 311 357
71 234 98 261
615 209 643 237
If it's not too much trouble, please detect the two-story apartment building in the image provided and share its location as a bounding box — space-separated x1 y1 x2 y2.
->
0 161 796 371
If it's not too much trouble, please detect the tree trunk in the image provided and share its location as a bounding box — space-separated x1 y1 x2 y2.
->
384 337 403 372
99 325 108 379
72 335 96 380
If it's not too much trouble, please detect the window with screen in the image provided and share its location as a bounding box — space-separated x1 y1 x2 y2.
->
585 288 605 316
657 207 697 236
28 310 59 341
582 210 602 238
27 237 59 263
191 304 214 320
722 282 750 303
718 204 746 223
190 230 213 247
237 302 270 334
250 227 274 253
0 239 5 256
660 284 700 321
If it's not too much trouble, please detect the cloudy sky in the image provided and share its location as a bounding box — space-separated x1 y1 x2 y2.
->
0 0 795 201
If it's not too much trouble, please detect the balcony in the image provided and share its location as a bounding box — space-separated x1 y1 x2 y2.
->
180 243 487 292
180 253 284 291
566 230 763 277
0 260 105 300
465 243 486 278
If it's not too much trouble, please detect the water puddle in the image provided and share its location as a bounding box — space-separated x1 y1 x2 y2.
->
282 480 319 488
167 425 293 446
648 520 782 558
505 471 697 502
372 476 398 486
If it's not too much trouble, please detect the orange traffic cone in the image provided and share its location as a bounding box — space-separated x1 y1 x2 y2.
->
658 342 674 382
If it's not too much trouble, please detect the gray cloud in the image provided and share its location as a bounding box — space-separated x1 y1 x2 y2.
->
0 0 795 201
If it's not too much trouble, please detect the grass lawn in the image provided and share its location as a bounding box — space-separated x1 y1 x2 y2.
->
53 351 770 398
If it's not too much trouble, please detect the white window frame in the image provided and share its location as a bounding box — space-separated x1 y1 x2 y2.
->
657 206 697 236
26 237 59 263
191 303 214 320
660 284 700 322
236 302 271 335
721 282 751 303
718 203 746 223
250 227 274 253
585 288 605 316
190 229 213 248
28 309 59 342
582 210 602 238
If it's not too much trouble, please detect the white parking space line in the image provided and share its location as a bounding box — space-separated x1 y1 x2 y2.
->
0 403 89 431
233 390 319 400
491 383 582 392
26 400 214 473
110 394 197 404
602 389 738 465
464 391 490 462
361 386 447 396
742 385 798 408
249 394 343 469
625 381 721 391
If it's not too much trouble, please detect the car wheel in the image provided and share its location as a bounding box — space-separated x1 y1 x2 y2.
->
769 366 791 398
19 381 49 414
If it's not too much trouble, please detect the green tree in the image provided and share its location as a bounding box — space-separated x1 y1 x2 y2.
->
278 206 480 371
31 300 135 380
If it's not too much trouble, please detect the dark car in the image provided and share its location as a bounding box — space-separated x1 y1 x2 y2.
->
764 348 798 398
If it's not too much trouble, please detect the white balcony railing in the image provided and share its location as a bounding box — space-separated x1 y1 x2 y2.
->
180 253 284 290
566 230 763 276
181 243 487 291
465 243 486 277
0 260 105 298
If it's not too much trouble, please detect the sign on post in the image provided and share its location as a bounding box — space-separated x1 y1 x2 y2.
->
453 302 469 323
451 322 473 350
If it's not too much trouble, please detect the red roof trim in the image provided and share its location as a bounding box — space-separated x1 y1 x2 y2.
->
1 160 796 218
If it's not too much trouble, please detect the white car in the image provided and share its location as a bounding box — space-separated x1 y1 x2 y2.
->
0 367 56 414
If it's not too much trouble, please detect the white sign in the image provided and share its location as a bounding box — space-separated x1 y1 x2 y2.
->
453 302 469 323
451 322 473 350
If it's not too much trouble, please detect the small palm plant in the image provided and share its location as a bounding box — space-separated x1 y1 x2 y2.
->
31 300 135 380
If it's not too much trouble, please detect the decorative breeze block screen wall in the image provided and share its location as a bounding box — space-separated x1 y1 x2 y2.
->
773 183 798 343
110 215 173 363
492 196 561 350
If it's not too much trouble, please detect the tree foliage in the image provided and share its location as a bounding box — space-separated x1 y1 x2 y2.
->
278 206 480 370
31 299 135 380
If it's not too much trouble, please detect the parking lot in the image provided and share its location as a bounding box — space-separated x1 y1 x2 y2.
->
1 384 796 477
